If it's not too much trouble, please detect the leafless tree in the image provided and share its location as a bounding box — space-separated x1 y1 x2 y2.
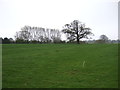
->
62 20 93 44
15 25 61 43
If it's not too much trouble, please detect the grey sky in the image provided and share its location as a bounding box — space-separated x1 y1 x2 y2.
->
0 0 119 40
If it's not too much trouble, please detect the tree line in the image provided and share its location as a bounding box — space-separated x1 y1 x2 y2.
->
0 20 93 44
0 20 119 44
15 25 61 44
1 35 119 44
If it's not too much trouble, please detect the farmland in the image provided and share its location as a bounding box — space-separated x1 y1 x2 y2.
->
2 44 118 88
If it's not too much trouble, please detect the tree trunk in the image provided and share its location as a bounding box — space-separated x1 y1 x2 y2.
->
76 22 79 44
77 36 79 44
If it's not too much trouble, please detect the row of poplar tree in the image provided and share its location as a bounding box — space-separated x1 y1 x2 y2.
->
15 25 62 43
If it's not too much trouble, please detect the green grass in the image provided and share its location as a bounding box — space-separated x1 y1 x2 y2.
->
2 44 118 88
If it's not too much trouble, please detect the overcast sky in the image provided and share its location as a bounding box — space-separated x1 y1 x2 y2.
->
0 0 119 40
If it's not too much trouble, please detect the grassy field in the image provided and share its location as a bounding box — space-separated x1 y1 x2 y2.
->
2 44 118 88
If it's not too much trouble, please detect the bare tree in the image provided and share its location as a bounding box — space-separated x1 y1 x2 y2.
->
62 20 93 44
100 35 108 41
98 35 109 43
50 29 61 43
15 25 61 43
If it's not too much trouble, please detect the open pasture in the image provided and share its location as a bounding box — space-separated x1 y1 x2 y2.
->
2 44 118 88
